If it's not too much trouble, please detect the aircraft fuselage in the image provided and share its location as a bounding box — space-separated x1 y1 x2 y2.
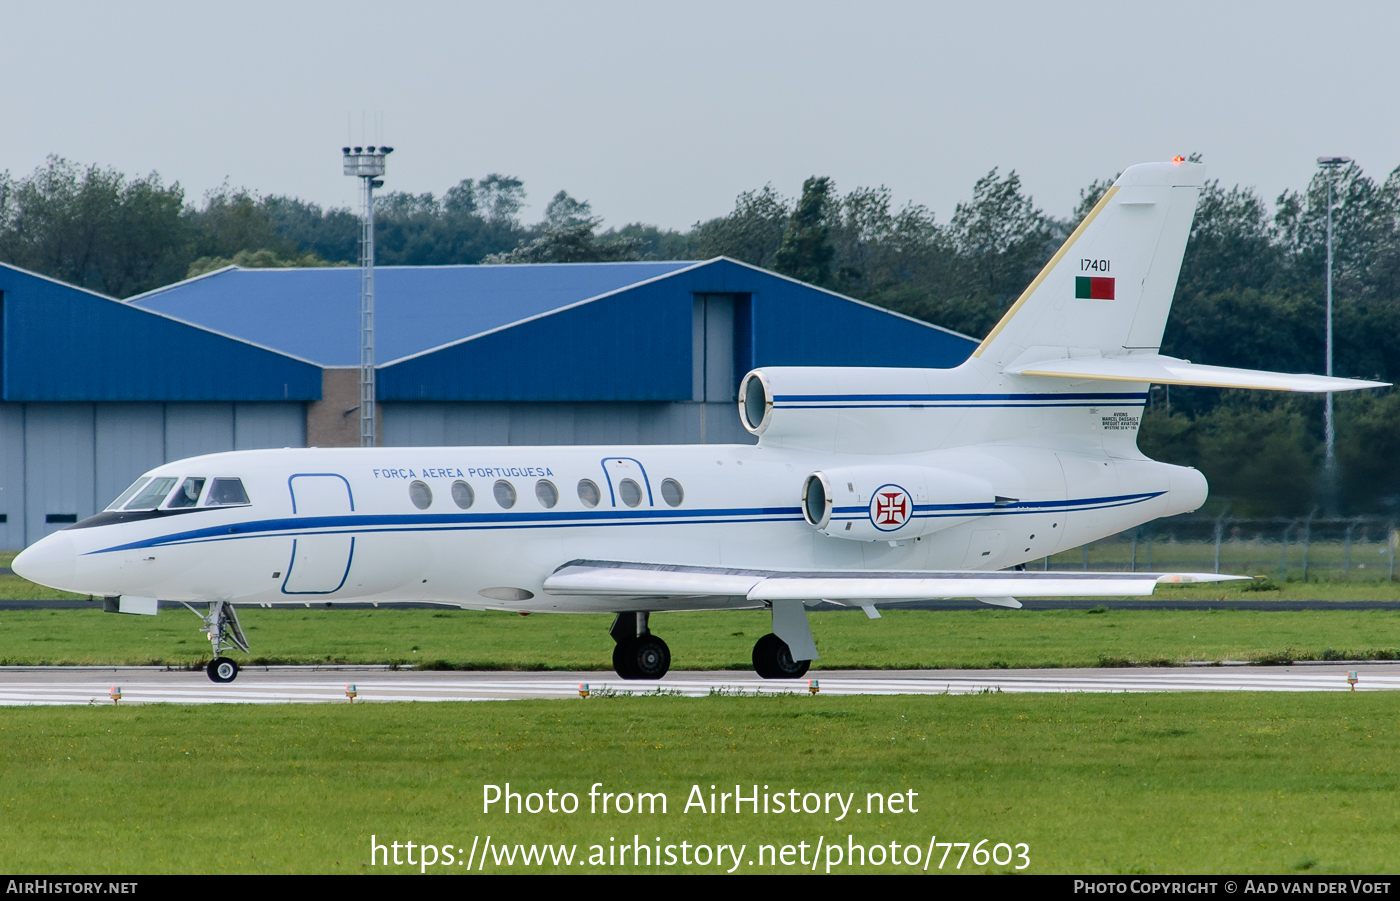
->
16 438 1205 613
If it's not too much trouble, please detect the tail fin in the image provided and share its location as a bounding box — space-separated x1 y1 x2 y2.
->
972 160 1205 367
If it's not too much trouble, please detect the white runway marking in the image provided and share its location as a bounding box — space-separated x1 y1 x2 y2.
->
0 665 1396 705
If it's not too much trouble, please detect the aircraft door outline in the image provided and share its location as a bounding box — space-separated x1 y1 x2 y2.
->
282 473 356 595
287 473 355 512
599 457 654 508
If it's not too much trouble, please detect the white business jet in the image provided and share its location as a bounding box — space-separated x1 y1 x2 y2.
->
13 161 1387 683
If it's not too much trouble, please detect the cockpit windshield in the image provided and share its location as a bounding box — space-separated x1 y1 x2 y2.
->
123 477 179 511
106 477 151 511
204 478 251 506
166 477 206 508
103 475 249 513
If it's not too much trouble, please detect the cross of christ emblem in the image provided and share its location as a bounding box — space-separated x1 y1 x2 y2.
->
872 488 911 529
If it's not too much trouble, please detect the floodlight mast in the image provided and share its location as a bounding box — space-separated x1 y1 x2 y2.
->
343 145 393 447
1317 155 1351 508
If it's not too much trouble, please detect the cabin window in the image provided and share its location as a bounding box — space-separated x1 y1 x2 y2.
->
166 478 206 508
409 480 433 510
494 480 517 509
660 478 684 507
618 478 642 508
204 478 251 507
577 479 600 508
107 477 152 511
124 477 178 510
535 480 558 508
451 480 475 509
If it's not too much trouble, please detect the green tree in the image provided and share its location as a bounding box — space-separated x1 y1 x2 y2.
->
692 185 790 268
772 176 837 286
186 185 298 262
263 196 359 263
483 192 643 264
946 168 1053 306
477 174 526 224
605 223 696 260
0 156 188 297
1141 401 1324 516
185 248 345 279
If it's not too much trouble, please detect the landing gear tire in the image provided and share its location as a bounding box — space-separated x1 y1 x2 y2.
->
612 641 639 679
752 633 809 679
207 656 240 684
613 635 671 680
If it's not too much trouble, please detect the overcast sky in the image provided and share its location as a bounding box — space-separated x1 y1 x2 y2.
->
2 0 1396 231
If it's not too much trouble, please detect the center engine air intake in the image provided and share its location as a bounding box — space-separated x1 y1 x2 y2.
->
800 465 995 541
737 366 962 454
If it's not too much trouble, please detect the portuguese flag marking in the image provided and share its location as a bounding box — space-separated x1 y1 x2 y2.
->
1076 276 1115 300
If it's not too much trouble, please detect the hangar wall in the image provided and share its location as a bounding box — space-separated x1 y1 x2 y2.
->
382 401 754 448
379 291 755 448
0 259 980 549
0 402 304 549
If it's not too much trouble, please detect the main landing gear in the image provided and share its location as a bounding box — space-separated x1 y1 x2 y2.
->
610 612 671 680
753 599 819 680
606 601 819 681
752 633 810 679
181 600 249 684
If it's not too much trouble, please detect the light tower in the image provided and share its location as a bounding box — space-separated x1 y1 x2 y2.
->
343 144 393 447
1317 154 1351 506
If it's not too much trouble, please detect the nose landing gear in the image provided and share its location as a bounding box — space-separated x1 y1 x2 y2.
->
610 612 671 679
207 656 239 683
182 600 249 683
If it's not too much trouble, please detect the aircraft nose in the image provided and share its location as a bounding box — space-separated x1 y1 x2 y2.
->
12 532 77 590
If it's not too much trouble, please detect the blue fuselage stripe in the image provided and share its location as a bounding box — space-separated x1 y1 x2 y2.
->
776 402 1147 410
772 391 1148 411
772 392 1149 402
81 492 1163 555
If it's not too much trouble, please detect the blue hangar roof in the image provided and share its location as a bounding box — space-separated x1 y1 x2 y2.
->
0 263 321 402
132 262 695 367
130 258 978 403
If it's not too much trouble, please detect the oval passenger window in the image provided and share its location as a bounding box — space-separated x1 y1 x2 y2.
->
451 480 475 509
577 479 601 508
618 478 642 508
660 478 684 507
494 480 517 509
536 480 558 508
409 480 433 510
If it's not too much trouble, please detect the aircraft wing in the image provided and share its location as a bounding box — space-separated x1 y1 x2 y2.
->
542 559 1246 604
1005 354 1388 393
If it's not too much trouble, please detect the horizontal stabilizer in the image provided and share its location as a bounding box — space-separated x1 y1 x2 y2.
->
1006 354 1388 393
543 560 1246 602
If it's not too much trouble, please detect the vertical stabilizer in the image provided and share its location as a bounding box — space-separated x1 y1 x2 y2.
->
972 160 1205 369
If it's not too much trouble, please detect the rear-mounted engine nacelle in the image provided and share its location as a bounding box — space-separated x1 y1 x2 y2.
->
801 465 994 541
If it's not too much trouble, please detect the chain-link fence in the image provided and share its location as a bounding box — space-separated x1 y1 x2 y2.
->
1040 515 1399 581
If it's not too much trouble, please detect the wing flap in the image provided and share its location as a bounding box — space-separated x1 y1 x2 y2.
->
542 561 765 597
543 560 1245 601
1006 354 1387 393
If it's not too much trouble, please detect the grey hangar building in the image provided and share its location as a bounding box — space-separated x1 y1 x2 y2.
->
0 258 976 550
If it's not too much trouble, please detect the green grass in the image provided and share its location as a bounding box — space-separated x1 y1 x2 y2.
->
6 606 1400 669
1054 535 1398 584
1 694 1395 874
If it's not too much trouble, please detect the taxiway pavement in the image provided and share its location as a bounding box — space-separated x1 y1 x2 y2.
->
0 664 1394 705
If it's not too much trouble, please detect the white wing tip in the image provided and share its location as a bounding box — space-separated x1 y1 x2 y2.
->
1154 573 1252 585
